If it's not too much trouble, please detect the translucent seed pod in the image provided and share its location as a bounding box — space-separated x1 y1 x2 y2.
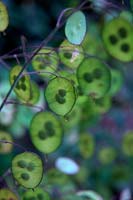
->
45 77 77 116
30 112 63 154
0 1 9 32
9 65 32 102
77 58 111 99
65 11 86 45
102 17 133 62
11 152 43 189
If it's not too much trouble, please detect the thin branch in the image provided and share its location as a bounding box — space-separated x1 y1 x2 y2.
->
6 100 44 112
0 140 27 152
56 8 73 28
0 27 58 112
0 58 10 70
21 35 28 62
0 0 89 112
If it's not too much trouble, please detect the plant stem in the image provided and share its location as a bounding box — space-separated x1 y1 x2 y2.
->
6 100 44 112
0 27 58 112
0 140 27 152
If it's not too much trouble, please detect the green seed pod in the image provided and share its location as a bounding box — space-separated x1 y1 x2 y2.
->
23 187 51 200
0 131 13 154
122 131 133 156
45 77 76 116
93 95 111 114
102 17 133 62
77 58 111 99
0 1 9 32
9 65 31 102
59 40 84 69
11 152 43 189
82 32 108 60
30 112 63 154
98 147 116 164
0 188 18 200
79 133 95 159
108 68 124 96
32 48 58 78
47 168 70 185
65 11 86 45
27 81 40 104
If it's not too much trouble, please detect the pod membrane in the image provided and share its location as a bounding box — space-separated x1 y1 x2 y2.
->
77 58 111 99
11 152 43 189
45 77 76 116
30 112 63 154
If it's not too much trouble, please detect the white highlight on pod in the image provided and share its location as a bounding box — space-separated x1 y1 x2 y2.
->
55 157 79 175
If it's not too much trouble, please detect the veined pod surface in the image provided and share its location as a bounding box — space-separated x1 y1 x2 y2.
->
0 1 9 32
65 11 86 45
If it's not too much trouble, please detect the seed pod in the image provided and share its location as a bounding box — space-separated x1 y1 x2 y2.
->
0 1 9 32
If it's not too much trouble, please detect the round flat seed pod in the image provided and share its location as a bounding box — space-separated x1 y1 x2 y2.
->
119 11 133 23
9 65 31 102
47 168 70 185
58 70 78 88
0 2 9 32
32 48 58 78
122 131 133 156
79 133 95 159
61 104 81 129
11 152 43 189
102 17 133 62
98 147 116 164
23 188 51 200
27 81 40 104
82 32 108 60
0 131 13 154
65 11 86 45
93 95 111 114
77 58 111 99
30 112 63 154
45 77 76 116
0 188 18 200
108 68 124 96
59 40 84 69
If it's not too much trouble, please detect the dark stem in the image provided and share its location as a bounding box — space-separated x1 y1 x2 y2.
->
0 27 58 112
6 100 44 112
0 140 27 152
0 0 88 112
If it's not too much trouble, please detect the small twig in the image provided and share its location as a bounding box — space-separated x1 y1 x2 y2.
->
13 54 21 65
6 100 44 112
0 27 58 112
21 35 28 62
0 0 89 112
0 140 27 152
0 58 10 70
56 8 73 28
22 70 58 77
